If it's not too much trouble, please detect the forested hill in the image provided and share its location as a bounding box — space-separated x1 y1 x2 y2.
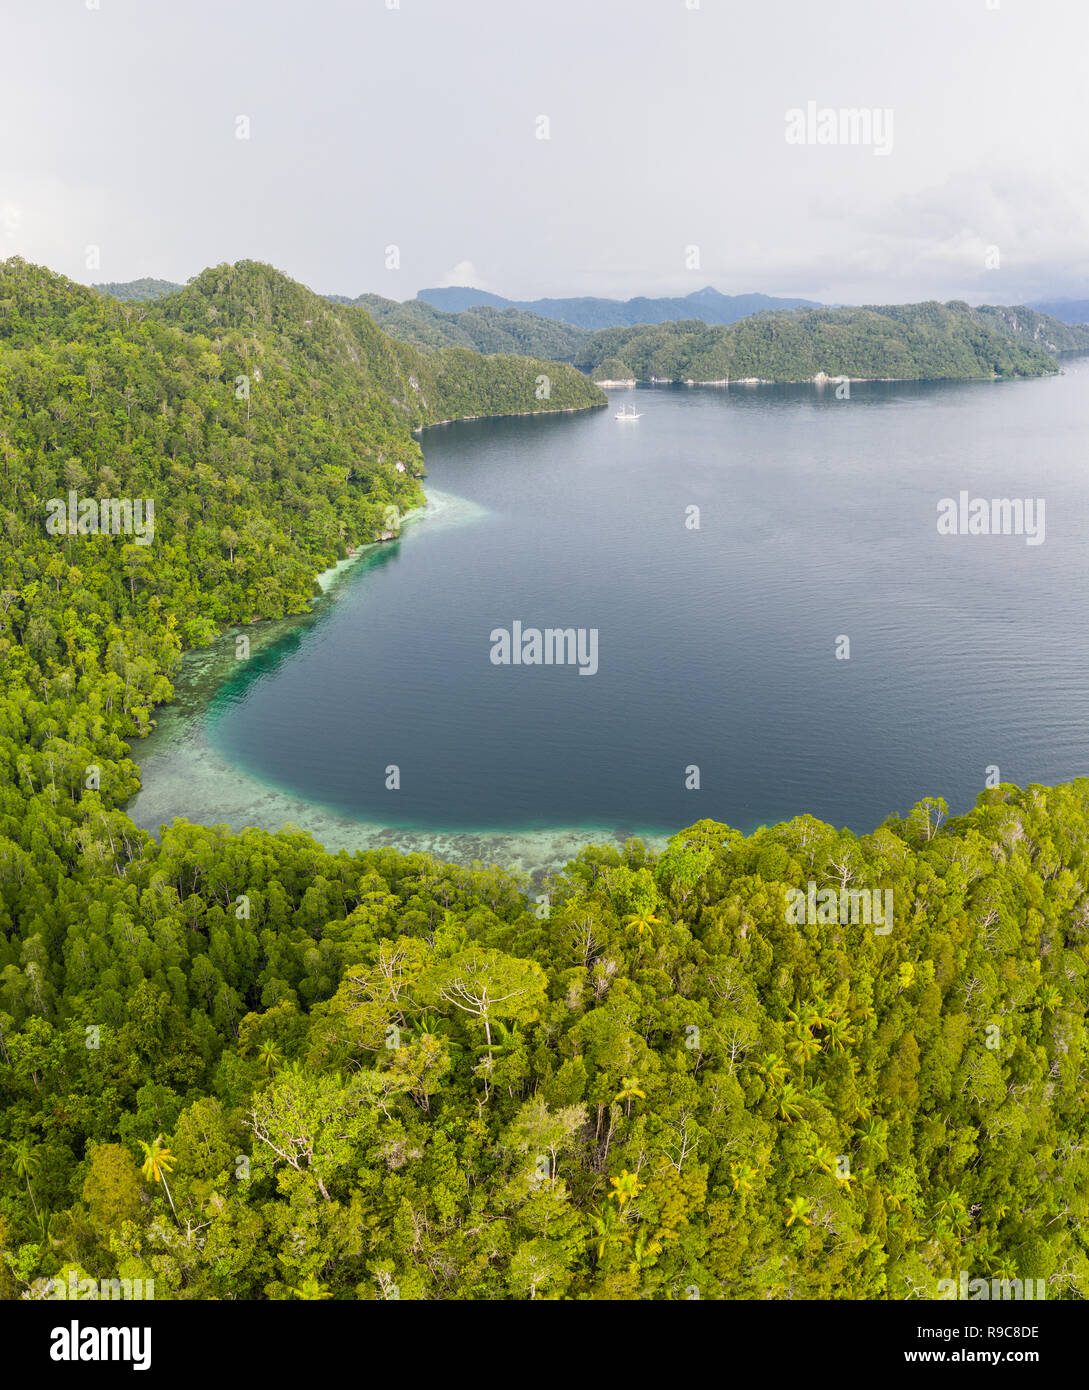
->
145 262 604 425
970 303 1089 353
575 301 1089 384
0 253 601 682
95 276 591 362
91 278 183 302
336 292 589 362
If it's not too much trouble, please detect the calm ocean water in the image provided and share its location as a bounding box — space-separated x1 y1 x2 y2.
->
204 363 1089 836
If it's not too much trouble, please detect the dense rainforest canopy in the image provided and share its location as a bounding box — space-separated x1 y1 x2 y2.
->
574 301 1089 384
91 278 184 304
0 259 1086 1301
333 294 590 362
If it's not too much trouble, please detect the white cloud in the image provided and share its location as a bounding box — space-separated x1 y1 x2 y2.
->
436 260 487 289
841 168 1089 301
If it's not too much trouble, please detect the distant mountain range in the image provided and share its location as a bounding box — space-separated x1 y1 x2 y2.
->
1027 299 1089 326
414 285 825 330
92 277 1089 334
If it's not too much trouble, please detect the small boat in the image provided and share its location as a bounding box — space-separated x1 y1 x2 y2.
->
615 403 641 420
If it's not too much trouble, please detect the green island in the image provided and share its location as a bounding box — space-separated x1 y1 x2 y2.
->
95 278 1089 386
575 301 1089 384
1 258 1086 1300
291 296 1089 385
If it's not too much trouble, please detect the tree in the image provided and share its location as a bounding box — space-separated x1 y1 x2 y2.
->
508 1239 567 1301
420 946 547 1050
614 1076 646 1116
6 1139 40 1224
502 1095 586 1183
137 1135 178 1223
908 797 948 844
248 1065 372 1202
589 1203 623 1259
609 1169 644 1208
82 1144 143 1230
287 1277 332 1300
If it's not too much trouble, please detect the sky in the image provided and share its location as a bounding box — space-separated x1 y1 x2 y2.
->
2 0 1088 306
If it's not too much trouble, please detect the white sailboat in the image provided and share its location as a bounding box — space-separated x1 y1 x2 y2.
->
614 402 642 420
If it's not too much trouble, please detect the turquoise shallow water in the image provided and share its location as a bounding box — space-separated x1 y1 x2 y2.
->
127 490 657 879
130 362 1089 867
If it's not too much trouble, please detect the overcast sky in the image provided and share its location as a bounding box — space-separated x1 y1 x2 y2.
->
3 0 1088 306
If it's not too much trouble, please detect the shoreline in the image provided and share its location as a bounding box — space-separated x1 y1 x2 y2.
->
413 401 605 433
129 486 665 880
313 498 429 592
595 369 1056 388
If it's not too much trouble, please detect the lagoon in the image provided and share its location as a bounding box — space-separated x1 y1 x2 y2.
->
129 362 1089 871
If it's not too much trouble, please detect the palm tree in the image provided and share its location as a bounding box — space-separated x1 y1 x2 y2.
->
788 1033 821 1066
808 1143 836 1176
629 1227 663 1272
623 911 660 939
6 1138 40 1223
824 1016 856 1051
729 1160 759 1194
609 1169 644 1208
785 1196 812 1228
857 1116 888 1146
287 1277 332 1300
256 1039 283 1073
976 1237 1003 1275
34 1206 59 1246
778 1079 806 1124
755 1052 788 1089
589 1202 623 1259
933 1188 969 1233
614 1076 646 1115
138 1135 178 1223
482 1019 519 1057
